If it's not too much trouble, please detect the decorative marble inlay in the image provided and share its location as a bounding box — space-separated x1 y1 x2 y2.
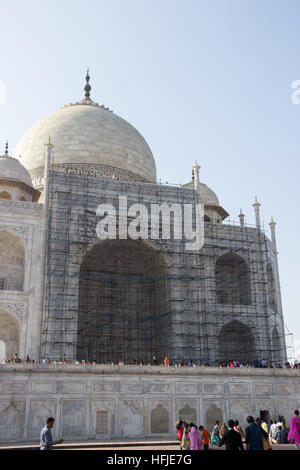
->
0 224 32 243
0 303 25 320
0 199 43 211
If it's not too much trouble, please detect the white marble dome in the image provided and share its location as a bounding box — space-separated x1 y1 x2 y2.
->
182 181 220 206
0 155 32 186
14 102 157 183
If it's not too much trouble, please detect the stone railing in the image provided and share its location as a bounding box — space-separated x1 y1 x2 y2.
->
1 362 299 377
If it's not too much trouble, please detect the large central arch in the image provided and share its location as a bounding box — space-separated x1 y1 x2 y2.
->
77 239 169 364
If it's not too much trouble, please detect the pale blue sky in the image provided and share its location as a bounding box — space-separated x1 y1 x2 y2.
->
1 0 299 358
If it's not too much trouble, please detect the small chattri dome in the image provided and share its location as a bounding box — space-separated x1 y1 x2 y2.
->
182 181 220 206
0 143 32 186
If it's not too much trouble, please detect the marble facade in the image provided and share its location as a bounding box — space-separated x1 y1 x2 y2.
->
0 364 299 443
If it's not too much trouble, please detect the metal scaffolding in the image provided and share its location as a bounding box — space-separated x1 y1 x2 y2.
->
40 169 288 366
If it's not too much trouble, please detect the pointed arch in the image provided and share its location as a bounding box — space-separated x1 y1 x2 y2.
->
215 252 251 305
0 230 25 291
218 320 255 363
205 404 223 433
0 307 20 360
77 239 169 364
0 191 11 200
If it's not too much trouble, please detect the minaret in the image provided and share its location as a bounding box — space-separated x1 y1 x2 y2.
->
253 196 261 228
192 159 200 190
44 137 53 208
40 137 53 360
238 209 245 227
269 217 277 249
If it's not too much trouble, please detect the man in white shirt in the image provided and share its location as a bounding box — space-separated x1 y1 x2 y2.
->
269 421 277 444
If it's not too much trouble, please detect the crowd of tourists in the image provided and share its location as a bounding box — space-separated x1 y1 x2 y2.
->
1 353 299 370
175 410 300 450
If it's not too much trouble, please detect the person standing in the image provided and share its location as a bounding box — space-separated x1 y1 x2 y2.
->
189 425 203 450
219 422 228 439
176 419 184 448
288 410 300 449
218 420 244 450
244 415 268 450
269 420 277 444
199 426 210 450
234 420 245 440
210 420 221 445
181 423 191 450
261 418 268 435
40 417 63 450
274 425 284 444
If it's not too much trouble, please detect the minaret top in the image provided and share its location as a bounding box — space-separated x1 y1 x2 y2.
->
192 159 200 190
253 195 261 208
0 141 18 161
62 69 112 111
239 209 245 227
84 68 91 100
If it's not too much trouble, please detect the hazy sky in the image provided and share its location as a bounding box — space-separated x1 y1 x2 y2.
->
1 0 300 359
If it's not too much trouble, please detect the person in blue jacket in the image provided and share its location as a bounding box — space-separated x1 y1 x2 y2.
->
244 415 268 450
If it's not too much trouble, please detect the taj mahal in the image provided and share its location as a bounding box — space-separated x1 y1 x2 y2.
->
0 73 298 444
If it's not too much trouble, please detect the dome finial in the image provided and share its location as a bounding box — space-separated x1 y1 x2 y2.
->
4 141 8 156
84 68 91 100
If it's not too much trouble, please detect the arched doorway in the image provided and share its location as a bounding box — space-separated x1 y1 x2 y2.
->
0 231 25 291
218 320 255 363
215 252 251 305
205 404 223 433
77 239 168 364
0 308 20 360
0 191 11 200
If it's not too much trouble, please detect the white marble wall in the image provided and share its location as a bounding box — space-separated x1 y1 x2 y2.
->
0 201 44 361
0 365 299 443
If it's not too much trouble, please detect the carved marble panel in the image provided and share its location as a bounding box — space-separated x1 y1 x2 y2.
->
228 383 250 394
0 400 25 440
254 383 273 395
90 399 114 437
120 382 143 393
91 382 115 393
276 383 297 395
61 399 86 437
175 382 198 394
120 399 143 436
148 382 171 393
203 383 225 394
2 381 26 393
28 399 57 439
